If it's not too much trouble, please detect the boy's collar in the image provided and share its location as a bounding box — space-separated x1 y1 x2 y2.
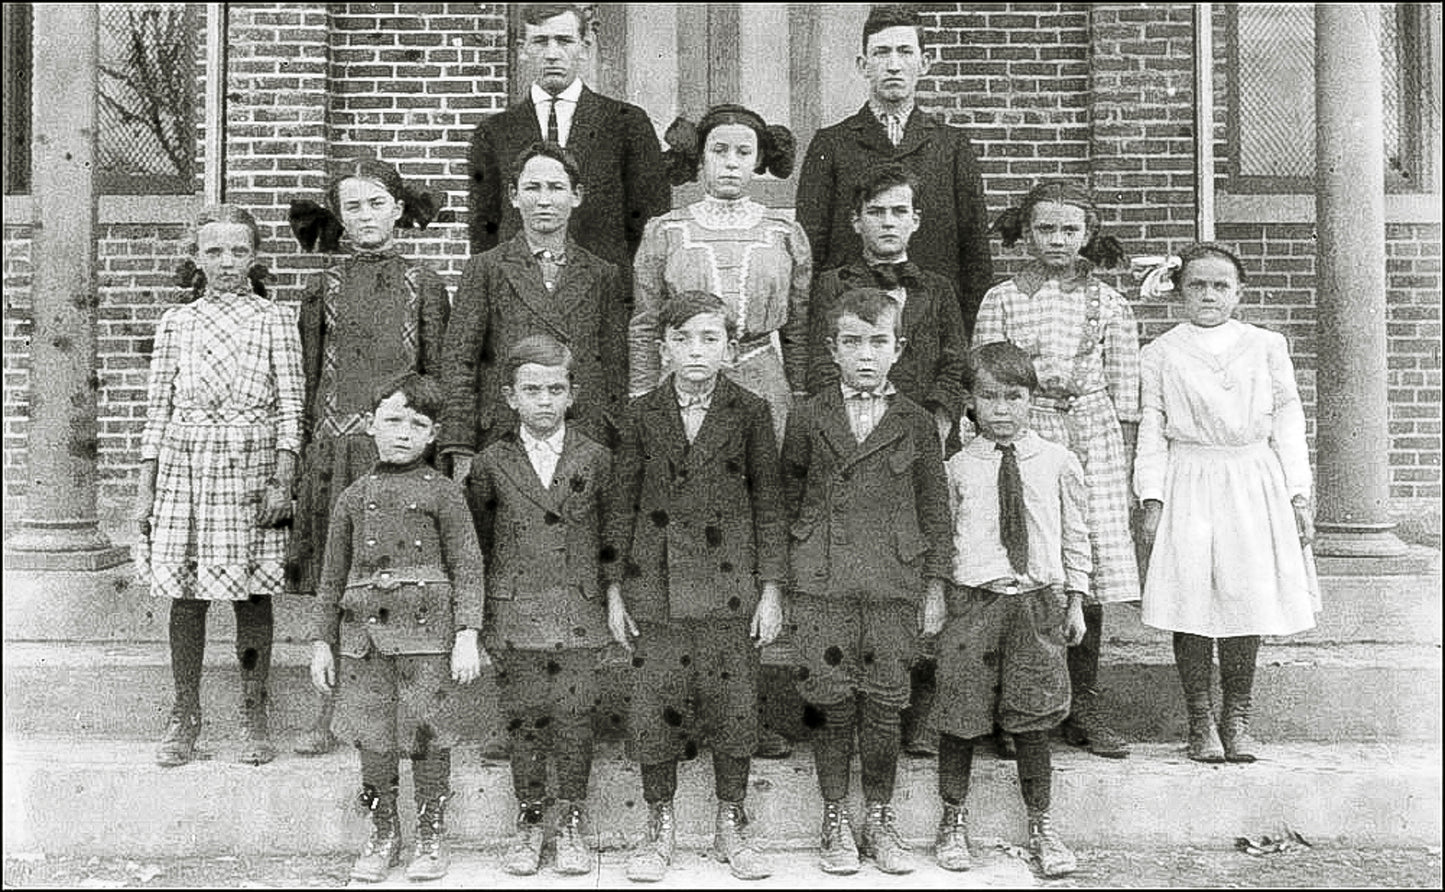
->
372 456 430 475
966 428 1038 456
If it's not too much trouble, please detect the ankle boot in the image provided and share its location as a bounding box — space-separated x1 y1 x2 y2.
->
405 794 450 881
294 689 337 756
625 800 675 883
935 802 972 871
1219 636 1261 763
860 801 915 875
237 676 275 765
156 707 201 768
1061 687 1130 758
1028 809 1077 877
818 798 860 875
350 788 402 882
554 799 593 876
714 800 770 880
502 801 545 876
1175 634 1225 763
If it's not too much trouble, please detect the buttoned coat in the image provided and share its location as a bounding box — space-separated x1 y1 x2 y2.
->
806 260 969 423
467 86 670 284
795 105 994 337
613 375 787 625
466 427 618 652
781 388 954 603
440 232 625 454
310 462 486 656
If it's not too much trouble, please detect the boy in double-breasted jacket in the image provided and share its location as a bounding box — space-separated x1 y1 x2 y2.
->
309 372 485 884
464 333 618 878
782 287 953 877
609 291 785 883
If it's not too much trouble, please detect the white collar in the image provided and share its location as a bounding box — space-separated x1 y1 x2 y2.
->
840 381 897 400
519 422 566 455
965 428 1040 458
532 78 583 106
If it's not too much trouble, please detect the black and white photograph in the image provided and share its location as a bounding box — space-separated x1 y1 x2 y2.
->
2 3 1440 888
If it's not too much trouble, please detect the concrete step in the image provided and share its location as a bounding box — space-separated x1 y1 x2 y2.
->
3 738 1438 858
4 639 1440 745
4 559 1441 647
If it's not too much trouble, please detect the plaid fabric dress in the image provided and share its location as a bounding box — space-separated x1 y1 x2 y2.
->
138 289 304 601
973 264 1142 604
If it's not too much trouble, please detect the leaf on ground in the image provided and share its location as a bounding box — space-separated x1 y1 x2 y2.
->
1236 830 1311 856
995 841 1033 862
132 863 164 883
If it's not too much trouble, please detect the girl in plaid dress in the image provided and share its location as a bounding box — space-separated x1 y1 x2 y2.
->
972 181 1141 759
285 159 448 755
135 205 304 767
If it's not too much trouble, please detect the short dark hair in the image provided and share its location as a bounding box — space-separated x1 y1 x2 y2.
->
520 3 588 37
371 371 446 422
967 342 1039 394
850 163 919 215
657 291 738 340
827 287 902 338
510 141 584 190
505 333 575 385
1171 242 1249 291
861 4 926 54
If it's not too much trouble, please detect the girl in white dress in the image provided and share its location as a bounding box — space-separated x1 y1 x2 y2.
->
1135 243 1319 764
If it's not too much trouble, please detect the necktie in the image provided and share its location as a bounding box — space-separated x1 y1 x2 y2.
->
536 249 562 291
884 112 903 147
546 98 560 144
871 261 916 290
850 391 881 443
997 442 1029 575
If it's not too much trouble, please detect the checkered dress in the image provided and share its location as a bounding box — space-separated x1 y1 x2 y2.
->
137 289 304 601
973 269 1142 604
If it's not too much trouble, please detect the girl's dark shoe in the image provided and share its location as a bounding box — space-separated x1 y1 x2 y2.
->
155 710 201 768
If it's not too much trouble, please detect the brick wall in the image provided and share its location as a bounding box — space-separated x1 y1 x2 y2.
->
3 2 1440 525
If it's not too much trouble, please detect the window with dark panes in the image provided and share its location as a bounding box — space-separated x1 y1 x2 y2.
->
3 2 32 195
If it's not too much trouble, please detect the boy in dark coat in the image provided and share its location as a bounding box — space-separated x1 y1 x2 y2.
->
466 334 619 878
782 288 953 876
610 291 785 883
309 373 486 884
795 4 992 337
442 141 626 477
806 162 968 758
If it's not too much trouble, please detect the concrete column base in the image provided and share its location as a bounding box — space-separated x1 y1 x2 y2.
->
4 521 131 571
1311 523 1436 576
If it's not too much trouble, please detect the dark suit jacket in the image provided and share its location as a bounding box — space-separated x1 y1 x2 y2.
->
613 375 787 625
439 233 625 454
795 105 994 337
467 85 670 284
466 427 617 652
781 388 953 603
807 260 969 422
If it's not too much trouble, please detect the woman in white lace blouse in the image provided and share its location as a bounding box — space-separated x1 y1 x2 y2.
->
627 104 812 440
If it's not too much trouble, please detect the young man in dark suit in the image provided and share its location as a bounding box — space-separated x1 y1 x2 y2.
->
609 291 784 883
795 4 993 339
468 3 669 293
442 142 625 479
782 288 953 877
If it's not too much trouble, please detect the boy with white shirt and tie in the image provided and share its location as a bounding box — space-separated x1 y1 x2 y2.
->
465 333 621 877
929 341 1088 878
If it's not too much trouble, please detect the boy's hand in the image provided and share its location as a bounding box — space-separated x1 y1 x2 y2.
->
1292 497 1315 548
451 628 483 684
309 641 334 693
751 582 784 648
256 480 293 528
933 408 953 451
1139 499 1163 552
920 578 947 636
607 583 639 653
450 453 473 484
1063 592 1087 646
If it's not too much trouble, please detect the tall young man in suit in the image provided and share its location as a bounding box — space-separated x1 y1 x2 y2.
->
796 4 993 339
468 4 669 294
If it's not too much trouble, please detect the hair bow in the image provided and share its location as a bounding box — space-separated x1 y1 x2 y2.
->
1133 255 1181 300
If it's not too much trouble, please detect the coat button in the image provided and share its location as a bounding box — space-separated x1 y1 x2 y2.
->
366 538 377 547
414 540 423 548
368 616 378 624
367 502 377 510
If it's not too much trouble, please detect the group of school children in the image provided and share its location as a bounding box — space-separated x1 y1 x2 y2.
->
250 148 1316 884
139 10 1319 873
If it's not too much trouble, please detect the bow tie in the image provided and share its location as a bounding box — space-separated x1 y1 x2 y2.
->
353 248 400 263
535 249 567 265
870 261 918 290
